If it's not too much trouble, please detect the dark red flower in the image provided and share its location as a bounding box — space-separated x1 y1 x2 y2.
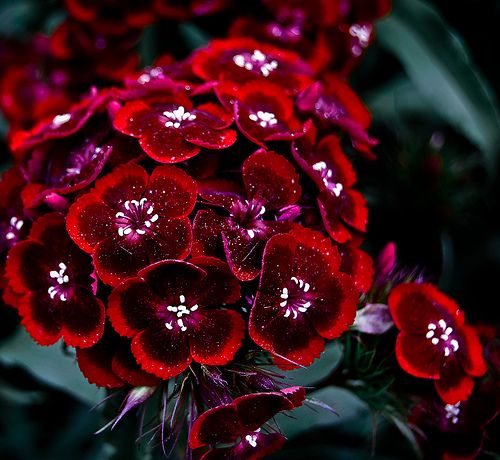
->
217 80 305 147
249 227 358 368
192 38 312 94
76 326 160 388
5 213 105 347
292 126 368 243
113 95 236 163
297 74 377 158
193 150 302 281
339 245 374 293
389 283 487 404
108 257 244 379
189 386 306 459
67 163 196 286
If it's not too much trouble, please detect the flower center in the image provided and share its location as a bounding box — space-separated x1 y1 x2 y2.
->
249 111 278 128
48 262 70 302
444 402 461 424
164 295 199 332
229 199 266 239
426 319 460 357
312 161 343 197
232 49 278 77
349 24 372 54
244 434 258 448
115 198 159 237
280 276 312 319
163 106 196 128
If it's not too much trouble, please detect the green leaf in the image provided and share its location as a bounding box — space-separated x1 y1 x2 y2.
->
281 341 343 387
276 386 370 438
0 328 105 406
377 0 500 168
178 22 211 51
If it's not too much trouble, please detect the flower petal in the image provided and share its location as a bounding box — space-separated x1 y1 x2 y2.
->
144 217 192 262
182 123 237 150
395 332 442 379
459 325 487 377
435 356 475 404
112 346 160 387
192 209 228 258
189 405 242 448
235 393 294 431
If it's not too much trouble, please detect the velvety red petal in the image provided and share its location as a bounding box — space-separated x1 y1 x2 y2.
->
189 405 242 448
146 166 197 218
192 210 227 258
194 102 234 128
93 163 149 209
67 193 115 253
235 393 294 431
230 432 286 460
389 283 464 333
395 332 442 379
339 246 374 293
242 150 301 209
189 309 245 365
62 289 105 348
341 189 368 233
111 347 161 387
144 217 192 262
459 326 487 377
182 124 237 150
317 193 352 244
108 277 163 338
76 342 125 389
307 272 358 339
113 100 163 138
131 325 192 379
435 356 475 404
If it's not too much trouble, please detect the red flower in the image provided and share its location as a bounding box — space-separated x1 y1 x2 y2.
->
292 126 367 243
5 213 105 347
189 386 306 459
217 80 305 147
193 150 302 281
192 38 312 94
67 163 196 286
339 244 374 293
76 326 160 388
388 283 487 404
113 94 236 163
107 257 245 379
249 227 358 368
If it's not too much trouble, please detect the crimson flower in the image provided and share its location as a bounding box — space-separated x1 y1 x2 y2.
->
67 163 196 286
292 126 368 243
389 283 487 404
5 213 104 347
217 80 305 147
192 38 312 94
107 257 245 379
113 94 236 163
193 150 302 281
189 386 306 459
249 227 358 367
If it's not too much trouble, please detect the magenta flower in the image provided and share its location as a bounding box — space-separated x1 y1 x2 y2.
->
107 257 244 379
193 150 302 281
67 163 196 286
6 213 105 347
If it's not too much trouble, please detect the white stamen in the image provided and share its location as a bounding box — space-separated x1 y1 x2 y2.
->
52 113 71 127
165 321 173 330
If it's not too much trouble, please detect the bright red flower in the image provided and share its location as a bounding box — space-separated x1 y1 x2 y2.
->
249 227 358 368
388 283 487 404
189 386 306 459
192 38 312 94
193 150 302 281
67 163 196 286
113 95 236 163
76 326 160 388
217 80 305 147
107 257 245 379
5 213 105 347
292 126 367 243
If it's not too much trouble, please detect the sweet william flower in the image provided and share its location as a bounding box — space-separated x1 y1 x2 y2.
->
107 257 245 379
67 163 196 286
113 93 236 163
5 213 105 347
193 149 302 281
389 283 487 404
249 227 359 368
189 386 306 459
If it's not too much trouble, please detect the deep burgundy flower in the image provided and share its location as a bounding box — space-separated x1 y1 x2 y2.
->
389 283 487 404
67 163 196 286
249 227 358 368
297 74 377 158
193 150 302 281
292 126 368 243
107 257 245 379
5 213 104 347
217 80 306 147
189 386 306 459
192 38 312 94
113 94 236 163
76 326 160 388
